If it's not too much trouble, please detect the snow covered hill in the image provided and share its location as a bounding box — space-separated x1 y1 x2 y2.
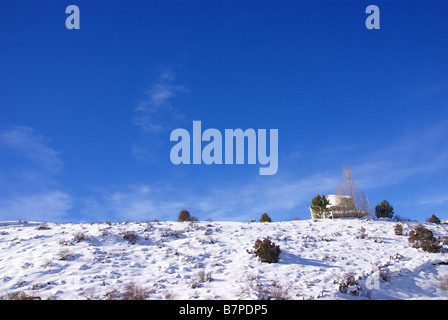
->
1 218 447 300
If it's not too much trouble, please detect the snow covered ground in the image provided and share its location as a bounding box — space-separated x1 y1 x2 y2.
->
0 218 447 300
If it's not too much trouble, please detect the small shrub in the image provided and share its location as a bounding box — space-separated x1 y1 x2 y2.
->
144 221 155 231
380 268 390 282
392 215 409 222
104 288 121 300
390 253 404 260
162 290 177 300
438 276 448 291
57 248 75 261
36 222 51 230
121 282 150 300
43 259 54 268
82 287 100 300
1 291 40 300
197 236 215 244
259 213 272 223
161 228 182 238
58 238 70 246
338 273 361 296
394 223 403 236
408 224 441 253
427 214 441 224
189 278 201 289
189 271 211 289
99 227 111 237
123 231 138 244
73 231 88 243
197 270 212 283
270 281 289 300
438 235 448 246
251 237 281 263
356 226 367 239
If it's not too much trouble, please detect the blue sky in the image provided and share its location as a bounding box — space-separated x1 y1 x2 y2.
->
1 0 447 222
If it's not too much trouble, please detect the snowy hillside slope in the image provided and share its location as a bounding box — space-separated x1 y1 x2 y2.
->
0 219 447 300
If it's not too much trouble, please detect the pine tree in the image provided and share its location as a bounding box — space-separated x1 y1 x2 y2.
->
375 200 394 219
259 213 272 223
310 194 330 219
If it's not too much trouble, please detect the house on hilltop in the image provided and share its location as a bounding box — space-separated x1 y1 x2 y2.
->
309 194 368 219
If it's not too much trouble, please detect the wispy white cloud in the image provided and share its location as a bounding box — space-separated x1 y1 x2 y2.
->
352 121 448 190
80 120 448 222
80 184 187 221
134 69 188 134
0 191 72 222
0 126 71 221
131 69 189 164
188 171 338 221
416 195 448 206
0 126 63 174
80 170 338 222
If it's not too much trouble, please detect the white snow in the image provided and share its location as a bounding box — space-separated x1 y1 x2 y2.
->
0 218 447 300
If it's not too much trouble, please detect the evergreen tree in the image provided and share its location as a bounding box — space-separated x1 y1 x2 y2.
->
375 200 394 219
310 194 330 219
259 213 272 222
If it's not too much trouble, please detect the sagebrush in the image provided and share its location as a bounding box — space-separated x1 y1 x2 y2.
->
408 224 441 253
250 237 281 263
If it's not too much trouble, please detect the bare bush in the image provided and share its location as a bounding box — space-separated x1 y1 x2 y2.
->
270 281 290 300
82 287 100 300
36 222 51 230
197 270 212 283
438 276 448 291
104 288 121 300
240 280 290 300
1 291 40 300
356 227 367 239
161 228 182 238
408 224 441 253
162 289 177 300
188 270 212 289
57 248 75 261
123 231 138 244
43 259 54 268
338 273 361 296
99 227 111 237
73 231 88 242
439 235 448 246
121 282 151 300
144 221 155 231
